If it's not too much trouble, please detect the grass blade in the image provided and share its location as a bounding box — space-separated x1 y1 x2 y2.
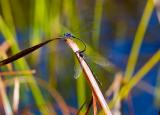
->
92 92 97 115
85 97 93 115
13 78 20 114
109 50 160 108
92 0 104 48
0 9 53 115
0 70 35 76
124 0 154 82
0 38 61 66
0 78 13 114
5 77 70 115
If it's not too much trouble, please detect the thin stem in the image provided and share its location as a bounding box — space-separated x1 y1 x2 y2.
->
92 92 97 115
0 70 36 76
13 78 20 114
109 50 160 108
65 38 112 115
124 0 154 82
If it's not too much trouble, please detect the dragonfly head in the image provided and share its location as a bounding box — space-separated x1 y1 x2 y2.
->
63 33 76 38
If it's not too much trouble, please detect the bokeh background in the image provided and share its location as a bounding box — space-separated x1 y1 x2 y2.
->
0 0 159 115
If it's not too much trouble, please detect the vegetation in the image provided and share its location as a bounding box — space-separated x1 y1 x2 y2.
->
0 0 159 114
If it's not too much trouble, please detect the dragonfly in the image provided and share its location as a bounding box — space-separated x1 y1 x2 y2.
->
0 32 103 86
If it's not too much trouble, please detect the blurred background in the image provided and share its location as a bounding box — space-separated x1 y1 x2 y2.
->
0 0 159 115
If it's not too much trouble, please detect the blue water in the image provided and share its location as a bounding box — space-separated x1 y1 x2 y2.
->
101 9 160 115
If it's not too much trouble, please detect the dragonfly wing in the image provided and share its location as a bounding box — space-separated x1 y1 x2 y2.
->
73 63 82 79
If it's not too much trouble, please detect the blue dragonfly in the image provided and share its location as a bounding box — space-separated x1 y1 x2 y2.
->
0 32 113 87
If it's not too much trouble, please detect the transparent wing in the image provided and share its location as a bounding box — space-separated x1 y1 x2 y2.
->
73 62 82 79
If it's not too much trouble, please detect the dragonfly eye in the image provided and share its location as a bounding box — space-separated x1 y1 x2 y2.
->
64 33 72 38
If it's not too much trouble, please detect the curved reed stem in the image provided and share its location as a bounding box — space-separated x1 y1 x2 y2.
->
65 38 112 115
